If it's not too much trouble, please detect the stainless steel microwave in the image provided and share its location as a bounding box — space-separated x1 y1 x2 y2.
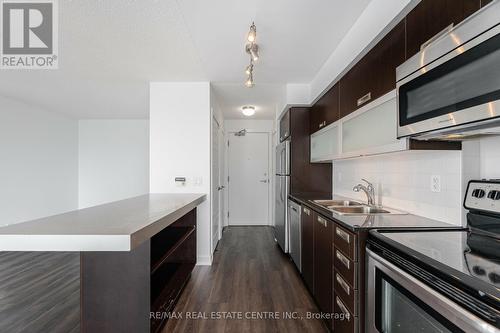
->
396 1 500 140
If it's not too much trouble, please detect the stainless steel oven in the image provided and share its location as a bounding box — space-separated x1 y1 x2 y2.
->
366 248 498 333
396 1 500 140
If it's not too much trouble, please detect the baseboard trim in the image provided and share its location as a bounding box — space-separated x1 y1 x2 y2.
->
196 255 212 266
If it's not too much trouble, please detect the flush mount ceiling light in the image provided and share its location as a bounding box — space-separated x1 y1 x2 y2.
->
241 105 256 117
244 22 259 88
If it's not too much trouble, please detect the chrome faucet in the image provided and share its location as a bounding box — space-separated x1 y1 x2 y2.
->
353 179 375 206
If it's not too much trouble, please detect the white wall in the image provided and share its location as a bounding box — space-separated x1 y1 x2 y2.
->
150 82 212 265
478 136 500 179
0 96 78 226
224 119 275 133
78 120 149 208
333 150 463 225
274 0 419 120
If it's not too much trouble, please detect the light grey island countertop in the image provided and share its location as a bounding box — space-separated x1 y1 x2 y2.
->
0 193 206 251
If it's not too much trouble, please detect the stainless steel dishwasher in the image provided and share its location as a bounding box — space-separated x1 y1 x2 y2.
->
287 199 301 272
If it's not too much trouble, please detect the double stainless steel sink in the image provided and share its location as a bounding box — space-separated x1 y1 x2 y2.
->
312 200 406 216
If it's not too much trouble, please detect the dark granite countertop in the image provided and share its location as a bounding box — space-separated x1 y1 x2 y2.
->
289 193 463 232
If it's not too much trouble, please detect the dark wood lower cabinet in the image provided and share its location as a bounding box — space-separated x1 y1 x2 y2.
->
334 295 359 333
300 203 370 333
81 209 197 333
301 206 314 293
313 213 333 330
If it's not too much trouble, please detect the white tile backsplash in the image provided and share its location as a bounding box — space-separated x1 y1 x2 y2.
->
333 150 463 225
479 136 500 179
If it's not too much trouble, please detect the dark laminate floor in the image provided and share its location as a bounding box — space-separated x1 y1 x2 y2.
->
163 226 327 333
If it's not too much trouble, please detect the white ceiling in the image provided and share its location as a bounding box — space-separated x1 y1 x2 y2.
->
0 0 371 120
212 83 284 120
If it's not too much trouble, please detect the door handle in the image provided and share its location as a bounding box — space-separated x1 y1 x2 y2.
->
317 216 327 227
260 180 268 183
357 92 371 106
336 228 351 244
336 297 351 321
336 274 350 296
336 250 350 270
280 179 283 202
217 186 225 191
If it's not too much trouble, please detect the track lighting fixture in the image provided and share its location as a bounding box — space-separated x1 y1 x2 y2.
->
247 22 256 43
245 73 254 88
244 22 259 88
245 63 253 76
245 43 259 62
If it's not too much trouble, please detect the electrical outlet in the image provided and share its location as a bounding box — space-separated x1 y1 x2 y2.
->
431 175 441 193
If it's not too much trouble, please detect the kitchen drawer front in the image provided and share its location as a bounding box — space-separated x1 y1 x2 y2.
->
334 296 358 333
333 248 357 289
334 272 358 316
334 224 357 261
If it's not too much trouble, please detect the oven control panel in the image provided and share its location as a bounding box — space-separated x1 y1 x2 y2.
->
464 180 500 214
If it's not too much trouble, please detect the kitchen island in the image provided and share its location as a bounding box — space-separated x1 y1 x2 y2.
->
0 193 206 333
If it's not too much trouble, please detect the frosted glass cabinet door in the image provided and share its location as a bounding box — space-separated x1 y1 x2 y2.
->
341 97 403 156
311 124 339 162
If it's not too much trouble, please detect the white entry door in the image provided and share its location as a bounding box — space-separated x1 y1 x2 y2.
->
228 132 269 225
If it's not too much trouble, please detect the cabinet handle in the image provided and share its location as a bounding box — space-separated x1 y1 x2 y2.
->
303 207 310 216
336 297 351 321
317 216 327 227
336 274 350 296
336 250 350 270
336 228 351 244
421 23 454 50
357 92 371 106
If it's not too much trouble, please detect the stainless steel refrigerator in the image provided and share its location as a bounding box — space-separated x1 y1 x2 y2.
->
274 140 290 253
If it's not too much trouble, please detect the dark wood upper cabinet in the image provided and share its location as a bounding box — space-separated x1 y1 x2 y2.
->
310 83 340 134
301 206 314 294
279 110 290 142
339 20 405 118
406 0 481 58
313 213 333 330
287 108 332 195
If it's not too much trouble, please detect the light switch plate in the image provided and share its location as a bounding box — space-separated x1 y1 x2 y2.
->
194 177 203 186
